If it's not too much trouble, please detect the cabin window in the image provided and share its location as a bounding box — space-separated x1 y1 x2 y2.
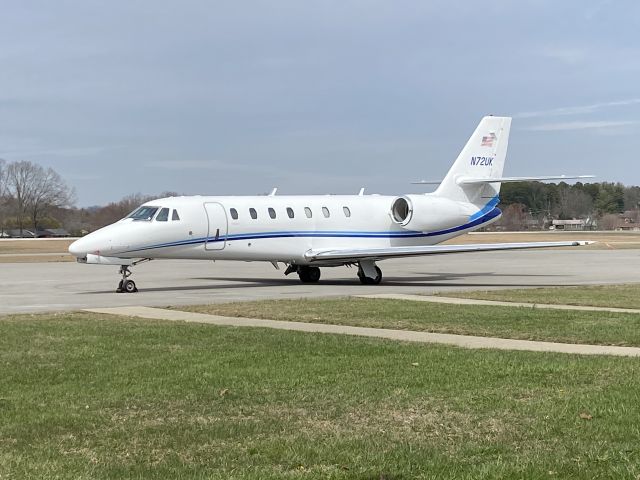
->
287 207 294 219
156 208 169 222
304 207 312 218
230 208 238 220
172 210 180 221
268 208 276 219
343 206 351 217
129 206 159 221
322 207 330 218
249 208 257 219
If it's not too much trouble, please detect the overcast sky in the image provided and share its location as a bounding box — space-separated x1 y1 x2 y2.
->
1 0 639 206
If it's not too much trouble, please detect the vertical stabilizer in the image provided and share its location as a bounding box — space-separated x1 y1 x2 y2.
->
434 116 511 206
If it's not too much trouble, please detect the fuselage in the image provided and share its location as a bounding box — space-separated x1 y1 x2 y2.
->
69 193 501 266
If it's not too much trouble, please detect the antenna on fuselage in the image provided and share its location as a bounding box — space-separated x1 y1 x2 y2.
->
268 187 278 196
358 188 365 196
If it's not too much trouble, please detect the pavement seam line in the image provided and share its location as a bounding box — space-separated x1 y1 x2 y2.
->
354 293 640 314
83 305 640 357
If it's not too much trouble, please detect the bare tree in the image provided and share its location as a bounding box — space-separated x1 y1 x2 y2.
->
499 203 528 231
599 213 620 230
5 161 74 236
0 159 7 236
556 187 593 219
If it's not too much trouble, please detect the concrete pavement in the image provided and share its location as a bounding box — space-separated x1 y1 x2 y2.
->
86 305 640 357
2 249 640 314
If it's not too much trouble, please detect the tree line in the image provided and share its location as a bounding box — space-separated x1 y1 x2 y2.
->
498 181 640 230
2 160 640 236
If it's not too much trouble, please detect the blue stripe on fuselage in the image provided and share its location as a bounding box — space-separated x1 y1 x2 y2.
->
117 207 501 255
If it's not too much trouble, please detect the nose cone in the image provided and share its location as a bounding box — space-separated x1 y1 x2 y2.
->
68 237 88 258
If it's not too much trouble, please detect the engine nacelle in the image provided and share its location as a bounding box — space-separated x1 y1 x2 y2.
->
390 195 468 232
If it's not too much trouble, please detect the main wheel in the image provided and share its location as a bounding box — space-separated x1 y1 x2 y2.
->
116 280 124 293
298 266 321 283
358 266 382 285
123 279 138 293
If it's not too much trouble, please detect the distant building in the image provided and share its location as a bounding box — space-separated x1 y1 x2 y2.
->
550 219 587 231
6 229 35 238
613 215 640 231
36 228 70 238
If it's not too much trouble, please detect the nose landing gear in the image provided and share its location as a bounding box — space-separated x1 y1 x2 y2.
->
116 265 137 293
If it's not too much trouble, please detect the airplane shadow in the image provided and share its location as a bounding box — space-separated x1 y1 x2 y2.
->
81 272 574 295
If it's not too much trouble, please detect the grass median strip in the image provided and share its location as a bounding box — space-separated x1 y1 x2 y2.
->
2 312 640 479
436 284 640 310
175 297 640 347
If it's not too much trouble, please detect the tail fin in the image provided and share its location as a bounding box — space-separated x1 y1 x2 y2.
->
434 116 511 205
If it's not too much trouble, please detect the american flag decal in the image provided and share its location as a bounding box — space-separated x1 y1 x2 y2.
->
481 132 496 147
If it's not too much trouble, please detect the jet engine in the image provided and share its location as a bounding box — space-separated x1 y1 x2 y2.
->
390 195 468 232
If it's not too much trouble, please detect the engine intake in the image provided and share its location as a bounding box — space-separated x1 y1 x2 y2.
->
390 195 468 232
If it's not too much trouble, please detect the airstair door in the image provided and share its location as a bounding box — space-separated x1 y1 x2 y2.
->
204 202 228 250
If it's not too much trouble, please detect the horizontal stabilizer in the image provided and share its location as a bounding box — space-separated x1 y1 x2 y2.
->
410 180 442 185
305 241 594 262
456 175 595 185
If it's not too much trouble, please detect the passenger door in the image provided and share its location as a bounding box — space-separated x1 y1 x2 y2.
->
204 202 228 250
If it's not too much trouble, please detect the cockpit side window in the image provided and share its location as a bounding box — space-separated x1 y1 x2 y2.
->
128 206 159 221
172 209 180 221
156 208 169 222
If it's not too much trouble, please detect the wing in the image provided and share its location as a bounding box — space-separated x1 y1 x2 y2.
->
305 241 593 262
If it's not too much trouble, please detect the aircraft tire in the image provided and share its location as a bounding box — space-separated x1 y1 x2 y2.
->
298 266 321 283
358 266 382 285
123 279 138 293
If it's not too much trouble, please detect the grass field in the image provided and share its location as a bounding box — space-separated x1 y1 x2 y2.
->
0 239 75 262
177 297 640 347
0 238 75 254
436 284 640 310
442 231 640 249
2 312 640 479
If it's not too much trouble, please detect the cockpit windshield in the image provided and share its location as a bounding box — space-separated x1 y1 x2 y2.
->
128 206 159 221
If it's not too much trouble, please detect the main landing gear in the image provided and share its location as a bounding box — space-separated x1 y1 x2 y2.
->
357 260 382 285
283 261 382 285
284 264 321 283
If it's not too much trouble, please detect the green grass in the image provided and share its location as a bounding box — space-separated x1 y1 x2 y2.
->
3 312 640 479
177 297 640 347
435 284 640 310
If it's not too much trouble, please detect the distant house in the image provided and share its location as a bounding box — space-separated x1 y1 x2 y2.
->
614 215 640 231
550 219 587 231
6 229 35 238
36 228 70 238
614 223 640 231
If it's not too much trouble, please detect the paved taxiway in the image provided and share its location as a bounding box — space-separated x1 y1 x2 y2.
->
1 249 638 314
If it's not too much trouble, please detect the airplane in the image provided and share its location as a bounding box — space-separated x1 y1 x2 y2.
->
68 116 594 293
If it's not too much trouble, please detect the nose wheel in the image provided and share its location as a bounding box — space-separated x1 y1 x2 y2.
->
116 265 138 293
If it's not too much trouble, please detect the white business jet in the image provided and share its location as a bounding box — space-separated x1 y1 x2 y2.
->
69 116 593 293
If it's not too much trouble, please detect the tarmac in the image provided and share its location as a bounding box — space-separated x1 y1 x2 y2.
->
1 248 639 314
